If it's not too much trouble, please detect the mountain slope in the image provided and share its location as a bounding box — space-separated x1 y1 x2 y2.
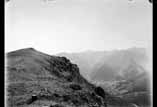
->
6 48 134 107
6 48 106 107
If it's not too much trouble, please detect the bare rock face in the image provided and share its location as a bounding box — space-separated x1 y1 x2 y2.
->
6 48 109 107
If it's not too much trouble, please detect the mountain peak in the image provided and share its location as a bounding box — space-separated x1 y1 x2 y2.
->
7 48 43 58
25 47 36 51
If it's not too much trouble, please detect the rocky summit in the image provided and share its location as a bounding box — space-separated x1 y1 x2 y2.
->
6 48 111 107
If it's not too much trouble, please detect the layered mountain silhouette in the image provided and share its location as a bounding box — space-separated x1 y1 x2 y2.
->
58 48 149 81
58 47 151 106
6 48 137 107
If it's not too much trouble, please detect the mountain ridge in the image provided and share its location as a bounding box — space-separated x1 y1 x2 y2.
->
6 48 116 107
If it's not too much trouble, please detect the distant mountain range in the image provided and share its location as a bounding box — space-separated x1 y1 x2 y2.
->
58 47 150 81
58 47 152 106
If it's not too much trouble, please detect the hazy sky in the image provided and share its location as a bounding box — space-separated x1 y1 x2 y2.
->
5 0 152 54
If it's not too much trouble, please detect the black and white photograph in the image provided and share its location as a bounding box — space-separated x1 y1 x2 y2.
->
5 0 152 107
